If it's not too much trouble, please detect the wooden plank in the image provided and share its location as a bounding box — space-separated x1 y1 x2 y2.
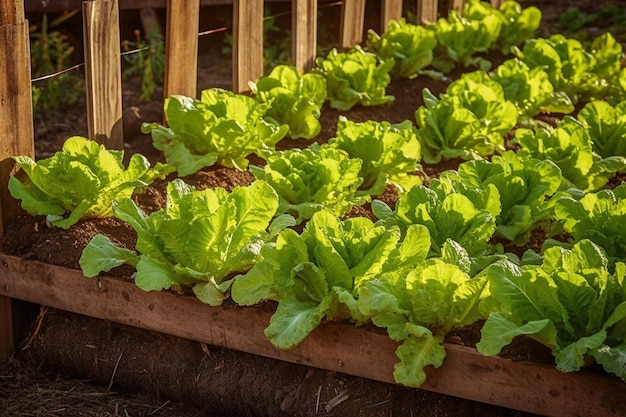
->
164 0 200 99
340 0 366 49
1 253 625 417
449 0 465 14
381 0 403 31
291 0 317 72
232 0 264 93
0 0 34 360
83 0 124 149
416 0 437 24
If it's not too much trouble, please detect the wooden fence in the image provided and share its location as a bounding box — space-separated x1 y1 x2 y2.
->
0 0 502 364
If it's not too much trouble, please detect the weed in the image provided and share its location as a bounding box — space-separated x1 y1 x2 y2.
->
30 12 84 113
122 29 165 102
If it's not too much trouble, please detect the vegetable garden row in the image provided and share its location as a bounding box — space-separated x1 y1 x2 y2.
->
2 0 626 416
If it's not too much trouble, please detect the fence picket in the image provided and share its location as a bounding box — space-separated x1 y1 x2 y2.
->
233 0 264 92
0 0 33 360
83 0 124 148
292 0 317 72
340 0 366 49
164 0 200 99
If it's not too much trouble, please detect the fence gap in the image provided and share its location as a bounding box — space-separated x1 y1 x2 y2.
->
417 0 438 23
83 0 124 149
164 0 200 99
292 0 317 72
340 0 366 49
233 0 264 92
0 0 33 360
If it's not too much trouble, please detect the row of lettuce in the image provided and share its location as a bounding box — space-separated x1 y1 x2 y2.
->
7 0 626 387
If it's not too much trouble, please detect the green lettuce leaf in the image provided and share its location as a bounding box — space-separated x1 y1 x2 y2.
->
249 143 366 223
250 65 326 139
478 241 626 379
366 18 437 79
327 116 422 195
315 46 395 110
8 136 173 229
142 89 288 175
79 179 279 306
231 210 408 349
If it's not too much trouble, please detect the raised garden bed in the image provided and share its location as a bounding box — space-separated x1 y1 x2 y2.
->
3 1 626 416
2 254 625 417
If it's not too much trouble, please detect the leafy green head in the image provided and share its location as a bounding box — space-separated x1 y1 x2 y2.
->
142 88 288 176
249 144 366 223
8 135 173 229
315 46 395 110
328 116 422 195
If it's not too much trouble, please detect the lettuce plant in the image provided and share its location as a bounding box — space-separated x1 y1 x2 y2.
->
249 144 366 223
231 210 430 349
366 18 437 79
357 250 496 387
553 183 626 268
577 100 626 158
373 180 499 258
315 46 395 110
492 58 574 123
477 240 626 381
249 65 327 140
142 88 288 176
415 70 517 163
514 33 626 103
514 117 626 192
449 152 562 245
79 179 280 306
8 136 173 229
463 0 541 55
327 116 422 195
431 7 501 72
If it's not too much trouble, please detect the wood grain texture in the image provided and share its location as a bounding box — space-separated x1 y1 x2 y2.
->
83 0 124 149
340 0 366 49
449 0 465 14
417 0 438 24
233 0 263 93
164 0 200 99
1 254 625 417
381 0 402 30
292 0 317 72
0 2 32 362
0 21 34 236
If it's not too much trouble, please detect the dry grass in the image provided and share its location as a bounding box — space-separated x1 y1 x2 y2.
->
0 358 205 417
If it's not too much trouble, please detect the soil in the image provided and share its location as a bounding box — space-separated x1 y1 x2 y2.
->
1 1 624 416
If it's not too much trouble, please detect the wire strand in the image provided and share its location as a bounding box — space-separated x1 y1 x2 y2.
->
30 1 343 84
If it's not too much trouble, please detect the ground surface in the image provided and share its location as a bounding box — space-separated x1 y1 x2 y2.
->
1 0 625 416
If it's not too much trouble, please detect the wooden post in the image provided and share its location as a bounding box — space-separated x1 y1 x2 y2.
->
292 0 317 72
490 0 503 8
340 0 366 49
83 0 123 149
449 0 465 14
164 0 200 99
417 0 438 24
233 0 263 93
0 0 34 360
381 0 403 30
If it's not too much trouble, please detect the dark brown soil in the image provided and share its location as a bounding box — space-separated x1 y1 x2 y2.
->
2 1 624 416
